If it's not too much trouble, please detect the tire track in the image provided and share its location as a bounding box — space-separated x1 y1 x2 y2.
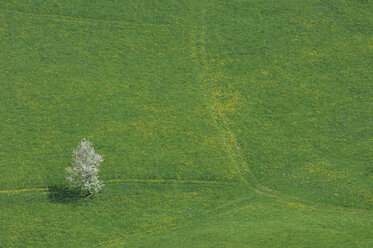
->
0 178 231 194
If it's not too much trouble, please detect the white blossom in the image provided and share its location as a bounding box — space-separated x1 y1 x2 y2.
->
66 139 104 195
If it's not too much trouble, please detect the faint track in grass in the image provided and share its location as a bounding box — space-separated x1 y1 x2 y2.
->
0 178 232 194
0 177 367 213
191 4 364 213
0 188 47 194
195 5 263 190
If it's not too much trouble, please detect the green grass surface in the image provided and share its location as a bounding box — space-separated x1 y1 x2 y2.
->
1 0 372 247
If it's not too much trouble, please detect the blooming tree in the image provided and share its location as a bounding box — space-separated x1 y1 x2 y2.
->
66 139 104 196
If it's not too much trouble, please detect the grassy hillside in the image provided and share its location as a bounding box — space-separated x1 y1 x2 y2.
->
202 0 373 209
1 0 372 247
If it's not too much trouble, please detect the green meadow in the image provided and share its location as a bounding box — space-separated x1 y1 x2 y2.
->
1 0 372 247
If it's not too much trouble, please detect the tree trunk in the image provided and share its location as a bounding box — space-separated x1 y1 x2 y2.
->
84 189 92 198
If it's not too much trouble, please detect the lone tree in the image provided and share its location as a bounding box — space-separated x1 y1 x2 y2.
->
66 139 104 196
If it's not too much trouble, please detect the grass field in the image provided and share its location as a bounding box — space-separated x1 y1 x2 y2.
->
1 0 372 247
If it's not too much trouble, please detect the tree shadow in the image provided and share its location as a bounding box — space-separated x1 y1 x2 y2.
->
47 185 86 203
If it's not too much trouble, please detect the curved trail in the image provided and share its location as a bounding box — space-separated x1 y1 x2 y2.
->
193 6 372 214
